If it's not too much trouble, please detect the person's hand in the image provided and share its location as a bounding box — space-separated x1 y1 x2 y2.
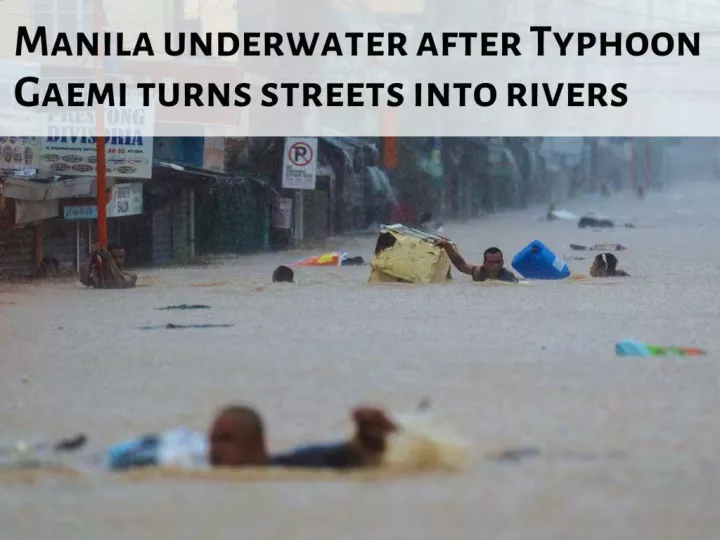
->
433 238 451 248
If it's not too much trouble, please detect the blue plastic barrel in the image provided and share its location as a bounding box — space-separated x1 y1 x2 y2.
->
511 240 570 280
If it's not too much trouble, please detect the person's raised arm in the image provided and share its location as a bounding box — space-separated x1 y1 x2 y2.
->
434 239 476 275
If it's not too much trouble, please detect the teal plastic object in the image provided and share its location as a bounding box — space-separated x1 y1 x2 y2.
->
616 339 706 357
616 339 651 357
511 240 570 280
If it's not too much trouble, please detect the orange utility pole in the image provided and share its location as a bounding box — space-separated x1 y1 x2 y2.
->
94 0 108 249
381 107 398 169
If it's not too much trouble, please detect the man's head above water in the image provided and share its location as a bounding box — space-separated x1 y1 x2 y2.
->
208 405 268 467
482 247 504 278
590 253 623 277
107 242 126 268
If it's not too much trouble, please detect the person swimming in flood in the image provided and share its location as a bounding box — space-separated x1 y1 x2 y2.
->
272 265 294 283
106 404 398 471
589 253 630 277
434 239 519 283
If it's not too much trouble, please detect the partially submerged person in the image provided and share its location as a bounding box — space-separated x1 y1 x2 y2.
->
434 239 519 283
107 404 398 472
589 253 630 277
272 265 294 283
79 242 137 289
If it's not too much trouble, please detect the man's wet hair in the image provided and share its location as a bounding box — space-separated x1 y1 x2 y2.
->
108 242 123 251
216 405 265 438
593 253 619 271
272 265 294 283
483 247 503 260
593 254 607 269
604 253 618 271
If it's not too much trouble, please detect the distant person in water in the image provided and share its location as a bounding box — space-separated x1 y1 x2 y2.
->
272 265 294 283
108 243 138 287
434 239 519 283
79 242 137 289
589 253 630 277
106 404 399 471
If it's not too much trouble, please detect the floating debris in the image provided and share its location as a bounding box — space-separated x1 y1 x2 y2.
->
578 216 615 228
545 206 579 221
156 304 211 311
488 447 541 463
54 434 87 452
570 243 627 252
137 323 234 330
341 256 365 266
416 398 431 411
616 339 706 357
0 434 87 460
289 251 364 267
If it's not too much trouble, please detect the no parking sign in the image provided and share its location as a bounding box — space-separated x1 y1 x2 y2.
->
281 137 318 190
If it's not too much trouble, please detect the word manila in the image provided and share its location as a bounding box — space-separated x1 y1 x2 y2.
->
15 78 628 108
16 27 700 58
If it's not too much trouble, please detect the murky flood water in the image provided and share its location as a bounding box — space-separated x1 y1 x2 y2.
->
1 182 719 539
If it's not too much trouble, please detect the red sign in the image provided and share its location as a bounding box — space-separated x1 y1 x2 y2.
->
288 141 313 167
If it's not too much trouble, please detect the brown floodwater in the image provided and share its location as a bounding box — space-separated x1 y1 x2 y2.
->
1 182 719 539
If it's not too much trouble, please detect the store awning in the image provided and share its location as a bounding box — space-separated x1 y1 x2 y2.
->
149 160 276 194
2 175 116 201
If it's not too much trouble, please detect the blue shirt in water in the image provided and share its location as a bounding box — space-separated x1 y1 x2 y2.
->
105 429 353 471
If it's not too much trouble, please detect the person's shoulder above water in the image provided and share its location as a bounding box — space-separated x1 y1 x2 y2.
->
269 441 354 469
498 268 519 282
471 265 489 282
270 406 398 470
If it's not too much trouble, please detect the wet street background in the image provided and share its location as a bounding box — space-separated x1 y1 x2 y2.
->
1 181 719 539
